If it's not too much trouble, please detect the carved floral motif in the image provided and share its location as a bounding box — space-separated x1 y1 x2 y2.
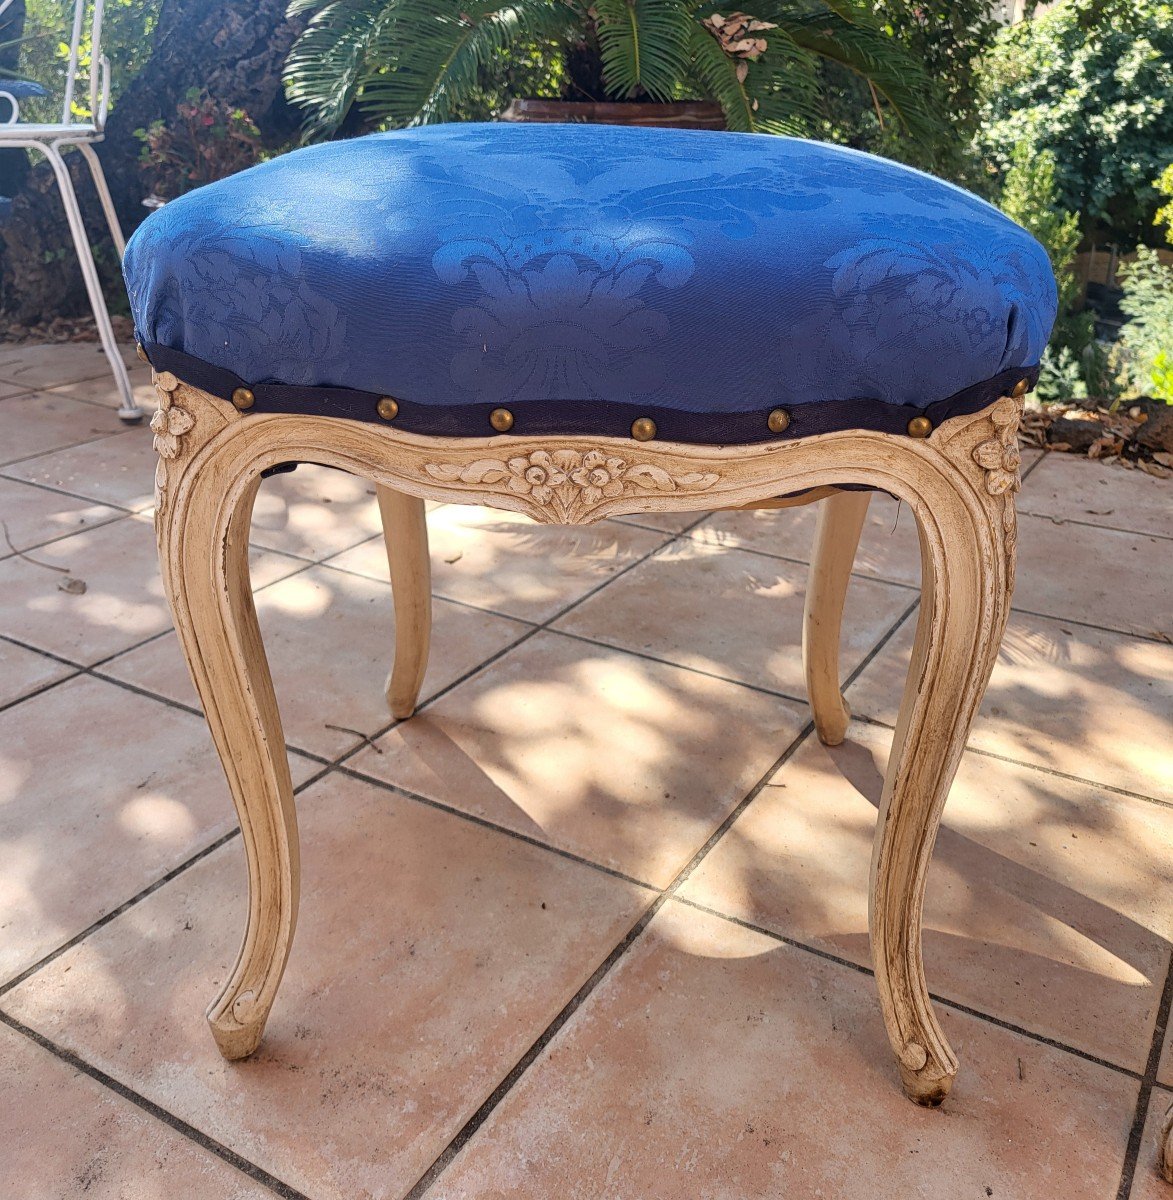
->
971 395 1023 568
423 447 719 522
971 396 1022 495
151 371 193 509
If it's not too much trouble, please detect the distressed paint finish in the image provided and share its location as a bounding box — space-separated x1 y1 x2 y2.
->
153 375 1019 1105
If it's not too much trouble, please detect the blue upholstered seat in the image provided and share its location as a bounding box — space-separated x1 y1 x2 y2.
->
124 123 1056 444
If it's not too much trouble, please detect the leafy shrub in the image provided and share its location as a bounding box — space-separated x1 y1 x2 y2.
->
978 0 1173 246
1119 248 1173 403
813 0 1001 184
998 137 1111 400
135 88 263 201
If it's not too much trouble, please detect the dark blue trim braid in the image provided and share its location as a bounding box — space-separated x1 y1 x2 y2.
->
143 342 1036 446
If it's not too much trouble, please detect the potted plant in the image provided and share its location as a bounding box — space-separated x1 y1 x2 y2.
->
285 0 938 139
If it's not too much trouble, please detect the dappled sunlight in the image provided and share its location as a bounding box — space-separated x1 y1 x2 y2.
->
0 753 33 805
558 533 911 697
0 674 239 984
422 504 666 620
692 492 921 588
848 604 1173 799
684 721 1172 1070
358 633 806 885
117 793 201 842
251 464 383 559
469 656 708 813
258 570 336 619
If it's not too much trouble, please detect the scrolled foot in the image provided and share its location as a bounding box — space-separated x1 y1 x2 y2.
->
207 989 271 1061
814 696 851 746
385 673 418 720
897 1041 949 1104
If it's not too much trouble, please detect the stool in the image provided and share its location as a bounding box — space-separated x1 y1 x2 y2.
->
126 123 1057 1106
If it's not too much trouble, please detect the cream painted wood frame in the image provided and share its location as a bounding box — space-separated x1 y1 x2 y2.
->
151 370 1024 1107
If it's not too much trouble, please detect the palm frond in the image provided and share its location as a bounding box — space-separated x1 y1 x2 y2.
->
686 8 818 134
593 0 693 101
358 1 575 127
764 2 943 143
284 0 393 137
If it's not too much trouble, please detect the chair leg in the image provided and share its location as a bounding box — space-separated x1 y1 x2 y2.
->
870 463 1013 1105
803 490 871 745
377 486 432 719
40 142 141 423
155 413 299 1060
76 140 127 258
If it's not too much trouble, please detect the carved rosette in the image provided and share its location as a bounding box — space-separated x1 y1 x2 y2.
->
423 447 720 523
150 371 195 512
971 395 1023 568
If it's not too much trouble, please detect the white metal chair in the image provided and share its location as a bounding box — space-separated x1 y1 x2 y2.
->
0 0 141 421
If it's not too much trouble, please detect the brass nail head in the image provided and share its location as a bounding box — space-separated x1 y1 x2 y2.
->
376 396 399 421
489 407 514 432
631 416 657 442
231 387 255 411
907 415 932 439
1012 377 1029 398
767 408 791 434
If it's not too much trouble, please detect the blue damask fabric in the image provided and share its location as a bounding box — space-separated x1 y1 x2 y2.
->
124 123 1056 437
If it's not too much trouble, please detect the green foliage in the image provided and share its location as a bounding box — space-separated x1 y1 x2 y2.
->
814 0 1001 183
11 0 158 122
1000 139 1081 312
998 138 1114 402
284 0 942 144
1154 163 1173 247
978 0 1173 246
1119 248 1173 402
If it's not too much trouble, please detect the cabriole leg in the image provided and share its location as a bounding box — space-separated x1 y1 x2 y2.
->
869 417 1016 1105
154 378 299 1059
803 490 871 745
377 486 432 719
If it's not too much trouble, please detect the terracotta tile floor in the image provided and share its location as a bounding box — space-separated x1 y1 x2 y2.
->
1 353 1171 1199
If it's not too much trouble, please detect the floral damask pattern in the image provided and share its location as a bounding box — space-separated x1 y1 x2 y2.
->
124 123 1057 424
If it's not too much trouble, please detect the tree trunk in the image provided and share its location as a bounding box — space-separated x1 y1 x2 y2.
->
0 0 304 329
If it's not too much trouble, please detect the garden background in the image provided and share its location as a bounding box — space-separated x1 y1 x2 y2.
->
1 0 1172 451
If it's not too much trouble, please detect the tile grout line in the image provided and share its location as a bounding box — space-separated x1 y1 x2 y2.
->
0 426 136 473
333 765 653 891
0 507 705 1196
325 512 697 775
402 590 922 1197
0 1011 310 1200
0 514 694 1062
0 468 144 515
0 765 334 1003
1115 950 1173 1200
1017 509 1173 544
1 466 1162 1193
849 710 1173 812
673 894 1147 1083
